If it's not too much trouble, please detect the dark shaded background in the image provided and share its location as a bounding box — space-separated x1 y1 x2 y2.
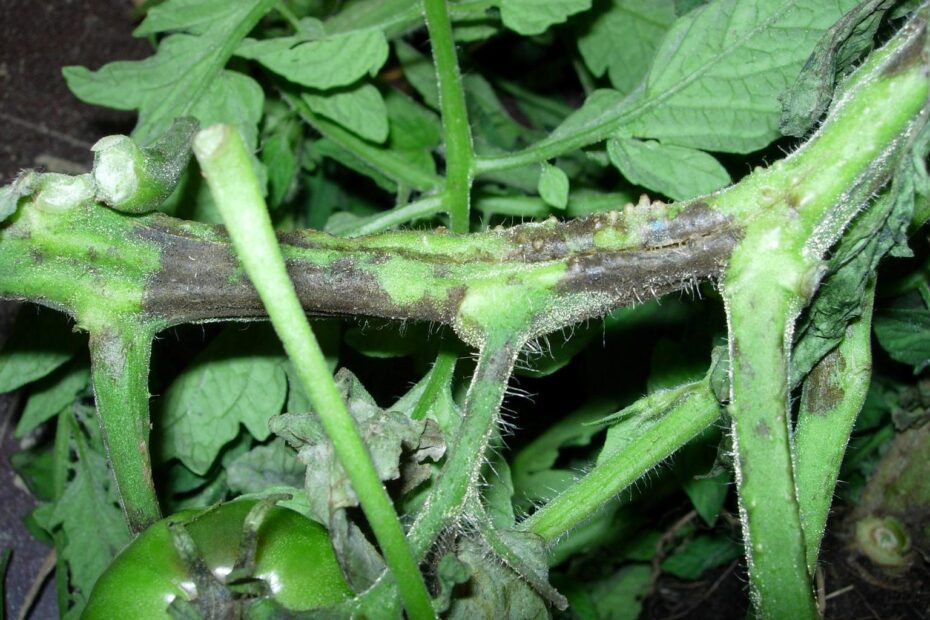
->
0 2 148 617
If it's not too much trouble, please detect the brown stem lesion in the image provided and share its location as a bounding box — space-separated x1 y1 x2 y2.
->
138 204 739 331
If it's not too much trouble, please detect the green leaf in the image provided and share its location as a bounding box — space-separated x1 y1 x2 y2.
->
780 0 895 137
661 534 741 579
0 307 82 394
560 564 652 620
297 89 441 192
15 360 89 438
261 123 298 209
577 0 676 95
11 444 56 501
874 307 930 372
227 439 305 494
379 88 442 172
323 0 422 38
684 475 730 527
549 88 626 142
157 326 288 475
236 29 389 90
542 0 857 156
134 0 261 36
511 402 610 512
500 0 593 36
676 0 709 14
190 70 265 149
482 449 518 528
538 163 570 209
64 0 275 145
302 84 389 144
607 135 730 200
466 74 540 154
44 407 131 618
627 0 859 151
395 40 439 110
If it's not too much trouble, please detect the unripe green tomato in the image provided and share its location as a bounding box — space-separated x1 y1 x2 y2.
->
83 500 352 618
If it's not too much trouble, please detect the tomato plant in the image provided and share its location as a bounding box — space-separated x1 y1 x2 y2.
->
83 500 351 618
2 1 930 619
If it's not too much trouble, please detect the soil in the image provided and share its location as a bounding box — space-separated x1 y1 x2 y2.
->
642 505 930 620
0 0 147 182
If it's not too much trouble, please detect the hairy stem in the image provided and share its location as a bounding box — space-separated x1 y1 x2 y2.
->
410 348 458 421
795 284 874 572
468 497 567 609
423 0 475 232
192 124 435 620
407 333 520 554
724 242 818 619
327 194 445 237
89 321 161 533
519 379 720 543
332 334 520 618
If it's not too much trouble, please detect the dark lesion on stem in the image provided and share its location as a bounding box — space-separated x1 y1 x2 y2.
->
139 205 739 330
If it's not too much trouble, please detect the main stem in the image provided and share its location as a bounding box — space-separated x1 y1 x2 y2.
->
724 241 818 619
89 320 161 533
192 124 435 620
423 0 474 233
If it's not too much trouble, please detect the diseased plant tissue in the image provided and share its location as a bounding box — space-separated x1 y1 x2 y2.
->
2 0 929 619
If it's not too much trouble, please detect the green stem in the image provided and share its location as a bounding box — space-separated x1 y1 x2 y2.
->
275 1 302 31
423 0 475 233
192 124 435 620
328 194 445 237
89 321 161 533
91 118 198 215
468 497 567 609
519 379 720 542
410 348 457 421
341 336 530 616
407 334 519 554
795 284 874 572
724 243 818 619
286 92 443 191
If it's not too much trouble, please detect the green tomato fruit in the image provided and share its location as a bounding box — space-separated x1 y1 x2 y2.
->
83 500 352 618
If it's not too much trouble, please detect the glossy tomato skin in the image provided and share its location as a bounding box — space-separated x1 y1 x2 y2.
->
83 500 352 619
